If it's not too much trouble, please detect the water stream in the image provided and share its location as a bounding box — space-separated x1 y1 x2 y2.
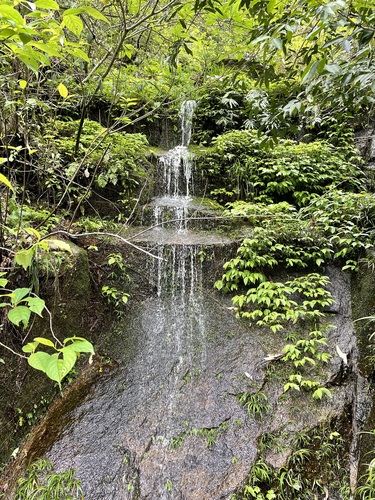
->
42 102 358 499
44 102 263 499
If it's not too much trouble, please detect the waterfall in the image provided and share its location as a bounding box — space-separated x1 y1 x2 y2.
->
180 100 197 147
153 101 196 232
43 101 263 500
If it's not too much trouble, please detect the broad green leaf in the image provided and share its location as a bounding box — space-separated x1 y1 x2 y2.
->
19 32 32 44
0 278 8 287
66 46 90 62
57 83 68 98
0 173 14 191
15 248 35 270
80 6 109 22
301 59 324 84
34 337 54 347
8 305 31 328
12 288 31 304
0 5 24 25
30 41 61 57
22 340 40 353
64 6 109 22
45 353 65 385
15 52 39 72
271 37 283 51
62 14 83 37
25 227 41 240
60 346 77 375
25 297 45 316
267 0 276 13
65 339 94 354
28 351 51 372
35 0 59 10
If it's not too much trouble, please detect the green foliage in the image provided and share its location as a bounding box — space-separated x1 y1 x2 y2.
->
0 0 106 72
0 272 45 328
237 391 270 421
13 227 72 272
170 421 229 449
239 425 348 499
14 458 83 499
101 253 131 318
197 129 363 204
356 456 375 499
22 336 94 390
37 119 149 206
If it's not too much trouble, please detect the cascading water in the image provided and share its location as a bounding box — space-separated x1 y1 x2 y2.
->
44 102 260 499
16 101 358 500
152 100 197 231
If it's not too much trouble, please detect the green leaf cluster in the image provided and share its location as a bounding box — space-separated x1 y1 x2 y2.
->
15 458 83 499
40 119 149 202
22 336 94 389
0 276 45 328
197 129 363 204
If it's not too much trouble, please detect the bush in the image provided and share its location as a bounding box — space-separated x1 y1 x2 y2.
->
31 119 150 208
196 129 364 205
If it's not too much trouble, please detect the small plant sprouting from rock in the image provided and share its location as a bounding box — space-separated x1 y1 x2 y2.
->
237 391 270 422
14 458 83 499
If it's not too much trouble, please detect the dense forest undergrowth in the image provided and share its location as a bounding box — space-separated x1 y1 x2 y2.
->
2 0 375 498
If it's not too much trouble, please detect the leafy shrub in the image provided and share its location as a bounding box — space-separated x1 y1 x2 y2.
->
193 76 250 144
197 129 364 204
34 119 150 207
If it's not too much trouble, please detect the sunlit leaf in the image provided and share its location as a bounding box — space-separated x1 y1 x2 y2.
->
0 173 14 191
24 297 45 316
34 337 54 347
28 351 51 372
15 248 35 270
8 305 31 328
57 82 69 98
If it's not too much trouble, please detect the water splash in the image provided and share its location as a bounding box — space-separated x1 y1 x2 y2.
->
158 146 194 198
155 100 197 229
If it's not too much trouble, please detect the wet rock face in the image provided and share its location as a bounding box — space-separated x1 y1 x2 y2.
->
45 269 265 499
36 102 360 499
42 263 356 500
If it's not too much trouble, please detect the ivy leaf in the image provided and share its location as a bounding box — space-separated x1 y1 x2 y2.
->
8 305 31 328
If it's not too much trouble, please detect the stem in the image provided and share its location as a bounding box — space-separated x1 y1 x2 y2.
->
0 341 27 359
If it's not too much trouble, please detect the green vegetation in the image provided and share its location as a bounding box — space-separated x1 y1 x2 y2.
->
197 129 363 204
14 459 83 499
1 0 375 494
233 425 349 500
